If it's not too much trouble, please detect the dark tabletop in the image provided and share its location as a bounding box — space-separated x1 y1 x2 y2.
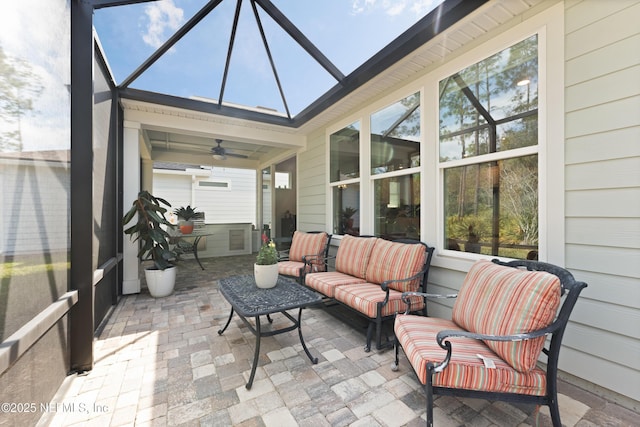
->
219 275 322 317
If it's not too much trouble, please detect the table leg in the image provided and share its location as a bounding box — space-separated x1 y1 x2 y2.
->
193 236 205 270
218 308 235 335
297 308 318 364
246 316 261 389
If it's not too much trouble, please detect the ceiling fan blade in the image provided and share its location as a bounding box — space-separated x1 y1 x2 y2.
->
211 139 248 159
225 152 249 159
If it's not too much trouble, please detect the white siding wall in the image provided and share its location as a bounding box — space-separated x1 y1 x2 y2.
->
297 131 327 232
153 174 191 213
563 0 640 403
195 168 256 225
0 160 69 255
153 167 257 226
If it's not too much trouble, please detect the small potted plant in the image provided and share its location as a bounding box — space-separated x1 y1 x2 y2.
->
340 207 358 234
254 232 279 288
123 190 178 297
174 205 198 234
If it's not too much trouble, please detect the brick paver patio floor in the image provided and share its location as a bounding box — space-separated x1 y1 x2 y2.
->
39 255 637 426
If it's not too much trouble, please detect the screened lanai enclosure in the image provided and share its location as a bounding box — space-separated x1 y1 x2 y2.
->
1 0 639 425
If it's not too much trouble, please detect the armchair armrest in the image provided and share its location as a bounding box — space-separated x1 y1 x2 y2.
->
400 291 458 314
277 249 290 262
432 323 559 374
380 269 426 292
303 254 335 269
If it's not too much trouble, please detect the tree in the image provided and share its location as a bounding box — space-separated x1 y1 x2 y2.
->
0 46 43 152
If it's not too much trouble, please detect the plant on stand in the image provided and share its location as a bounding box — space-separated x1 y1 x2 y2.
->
254 232 279 288
340 207 358 235
174 205 199 234
123 190 178 297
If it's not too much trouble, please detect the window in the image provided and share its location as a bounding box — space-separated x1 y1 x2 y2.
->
330 121 361 235
371 93 421 239
439 35 539 259
198 181 229 189
371 92 420 174
275 172 291 189
374 173 420 240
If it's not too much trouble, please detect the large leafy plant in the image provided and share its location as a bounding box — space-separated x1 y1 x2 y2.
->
123 191 177 270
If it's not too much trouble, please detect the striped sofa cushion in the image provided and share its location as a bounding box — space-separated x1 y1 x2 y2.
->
289 232 328 270
305 271 366 298
364 239 426 292
394 314 547 395
335 235 377 279
334 283 425 318
452 260 561 373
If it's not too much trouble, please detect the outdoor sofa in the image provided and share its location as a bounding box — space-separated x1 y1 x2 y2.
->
303 234 434 352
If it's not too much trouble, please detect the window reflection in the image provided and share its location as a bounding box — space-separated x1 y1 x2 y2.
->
371 92 420 174
444 156 538 259
440 35 539 260
439 35 538 162
330 122 360 182
374 174 420 240
333 183 360 236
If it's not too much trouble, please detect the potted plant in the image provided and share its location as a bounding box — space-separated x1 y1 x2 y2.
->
174 205 198 234
254 232 279 288
340 207 358 234
123 190 178 297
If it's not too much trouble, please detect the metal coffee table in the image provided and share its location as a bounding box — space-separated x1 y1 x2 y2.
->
217 275 322 389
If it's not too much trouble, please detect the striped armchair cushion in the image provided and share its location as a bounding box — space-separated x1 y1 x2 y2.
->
334 283 425 318
278 260 305 278
335 235 377 279
394 314 547 395
289 231 328 270
452 260 561 373
364 239 426 292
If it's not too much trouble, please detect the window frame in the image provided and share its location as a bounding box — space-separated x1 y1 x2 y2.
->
327 118 363 236
370 92 422 240
327 86 425 239
426 6 564 269
324 4 563 259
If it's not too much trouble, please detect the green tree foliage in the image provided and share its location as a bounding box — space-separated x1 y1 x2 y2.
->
440 36 539 259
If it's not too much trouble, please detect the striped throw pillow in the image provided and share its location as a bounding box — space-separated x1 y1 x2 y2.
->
289 231 328 264
364 239 427 292
335 235 377 279
452 260 561 372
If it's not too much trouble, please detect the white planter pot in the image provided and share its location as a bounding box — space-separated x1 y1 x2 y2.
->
254 263 279 289
144 266 177 297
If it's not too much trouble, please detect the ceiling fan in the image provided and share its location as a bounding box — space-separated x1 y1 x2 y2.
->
211 139 248 160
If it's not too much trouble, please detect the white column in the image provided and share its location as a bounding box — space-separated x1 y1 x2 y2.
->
141 159 154 193
123 121 141 294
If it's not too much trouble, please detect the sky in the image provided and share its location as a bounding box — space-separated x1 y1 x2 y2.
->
94 0 444 117
0 0 70 152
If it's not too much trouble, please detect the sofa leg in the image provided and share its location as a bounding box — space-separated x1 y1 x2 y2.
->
426 374 434 427
391 340 400 371
365 322 374 352
375 317 384 350
549 399 561 427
